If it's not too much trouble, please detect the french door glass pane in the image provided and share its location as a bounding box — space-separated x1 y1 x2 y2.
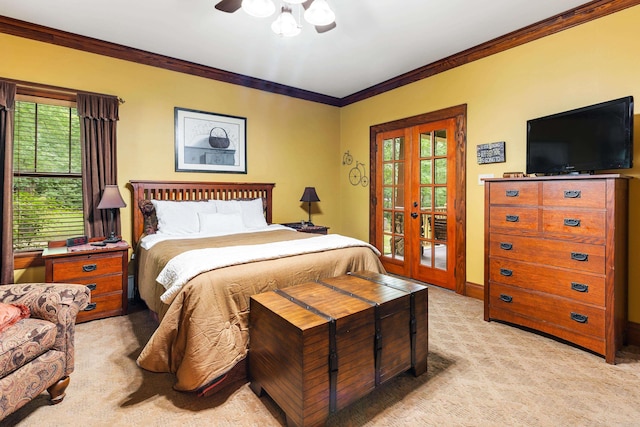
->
420 132 432 157
383 187 392 209
420 159 432 184
435 158 447 184
383 211 392 233
383 139 393 161
420 187 432 210
434 129 447 156
395 137 404 160
383 163 393 185
435 243 447 270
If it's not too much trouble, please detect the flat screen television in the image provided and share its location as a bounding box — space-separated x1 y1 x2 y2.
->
526 96 634 175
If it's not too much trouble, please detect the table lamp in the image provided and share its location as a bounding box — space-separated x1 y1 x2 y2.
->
300 187 320 226
97 185 127 243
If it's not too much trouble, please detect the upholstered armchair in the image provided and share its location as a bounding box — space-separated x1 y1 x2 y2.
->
0 283 90 420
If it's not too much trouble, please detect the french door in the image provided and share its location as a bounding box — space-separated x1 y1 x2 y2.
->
370 106 466 292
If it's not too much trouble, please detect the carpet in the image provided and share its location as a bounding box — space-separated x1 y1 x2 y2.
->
5 285 640 426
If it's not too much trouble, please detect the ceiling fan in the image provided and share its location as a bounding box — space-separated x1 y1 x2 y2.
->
214 0 337 34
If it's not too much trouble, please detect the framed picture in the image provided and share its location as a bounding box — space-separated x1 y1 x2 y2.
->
175 107 247 173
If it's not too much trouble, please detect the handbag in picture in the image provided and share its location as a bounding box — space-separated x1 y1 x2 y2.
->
209 127 231 148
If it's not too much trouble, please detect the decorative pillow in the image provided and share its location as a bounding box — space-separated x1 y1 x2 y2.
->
151 200 217 235
0 303 30 333
198 212 246 235
139 199 158 235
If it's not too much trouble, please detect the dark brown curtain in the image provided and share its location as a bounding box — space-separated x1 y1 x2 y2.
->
0 81 16 284
77 93 120 238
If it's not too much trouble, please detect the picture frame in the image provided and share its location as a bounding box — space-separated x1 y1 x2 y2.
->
175 107 247 173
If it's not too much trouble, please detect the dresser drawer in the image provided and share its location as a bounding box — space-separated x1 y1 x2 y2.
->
488 282 605 339
489 207 539 232
489 233 605 274
489 181 539 205
76 292 124 323
488 258 605 306
49 252 123 282
542 208 606 239
542 180 606 209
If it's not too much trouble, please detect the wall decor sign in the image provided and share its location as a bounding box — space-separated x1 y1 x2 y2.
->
175 107 247 173
477 141 506 164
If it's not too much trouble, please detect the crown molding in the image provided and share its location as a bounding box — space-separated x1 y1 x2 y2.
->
1 0 638 107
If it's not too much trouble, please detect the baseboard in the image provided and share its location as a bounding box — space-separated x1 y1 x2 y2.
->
465 281 640 347
627 321 640 347
465 281 483 300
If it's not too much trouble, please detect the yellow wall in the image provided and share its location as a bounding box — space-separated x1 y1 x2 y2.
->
340 5 640 322
3 6 640 322
2 32 342 280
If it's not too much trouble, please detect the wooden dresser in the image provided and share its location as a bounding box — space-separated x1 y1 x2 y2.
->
43 241 129 323
484 175 628 363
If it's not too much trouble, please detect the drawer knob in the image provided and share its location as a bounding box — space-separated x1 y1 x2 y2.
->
499 242 513 250
499 294 513 303
570 252 588 262
86 283 97 291
505 215 519 223
500 268 513 277
564 190 582 199
570 312 588 323
563 218 581 227
571 282 589 293
84 302 97 312
505 190 519 197
82 264 97 272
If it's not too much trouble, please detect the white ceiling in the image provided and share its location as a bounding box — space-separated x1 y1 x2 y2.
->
1 0 593 99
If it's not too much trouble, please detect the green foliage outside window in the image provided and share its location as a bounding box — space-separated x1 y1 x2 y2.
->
13 101 84 251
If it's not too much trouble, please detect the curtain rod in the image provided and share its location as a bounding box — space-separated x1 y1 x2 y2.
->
1 77 125 104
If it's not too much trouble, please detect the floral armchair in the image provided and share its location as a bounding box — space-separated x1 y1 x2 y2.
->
0 283 90 420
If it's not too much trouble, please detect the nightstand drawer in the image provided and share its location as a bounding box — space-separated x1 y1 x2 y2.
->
50 252 122 282
76 292 124 323
79 274 123 297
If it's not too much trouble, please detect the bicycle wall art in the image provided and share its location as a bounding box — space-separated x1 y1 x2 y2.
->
342 151 369 187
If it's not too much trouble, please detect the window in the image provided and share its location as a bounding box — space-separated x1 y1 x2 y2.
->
13 96 84 251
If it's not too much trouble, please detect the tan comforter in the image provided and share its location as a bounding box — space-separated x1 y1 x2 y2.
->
135 229 385 392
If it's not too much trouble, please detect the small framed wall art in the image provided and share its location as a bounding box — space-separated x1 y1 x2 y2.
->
476 141 506 164
175 107 247 173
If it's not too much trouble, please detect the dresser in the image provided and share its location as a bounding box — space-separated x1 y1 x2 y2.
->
43 241 129 323
484 175 628 363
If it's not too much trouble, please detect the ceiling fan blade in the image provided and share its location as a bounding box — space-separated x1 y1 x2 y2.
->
301 1 337 34
215 0 242 13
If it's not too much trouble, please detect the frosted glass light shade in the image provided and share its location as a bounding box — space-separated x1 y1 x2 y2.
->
241 0 276 18
272 8 301 37
303 0 335 26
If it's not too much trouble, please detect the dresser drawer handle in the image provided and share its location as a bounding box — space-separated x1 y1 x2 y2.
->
86 283 97 291
571 252 588 262
564 190 581 199
570 312 588 323
564 218 581 227
505 215 519 223
84 302 97 312
500 268 513 277
571 282 589 293
82 264 97 272
505 190 519 197
499 294 513 303
499 242 513 250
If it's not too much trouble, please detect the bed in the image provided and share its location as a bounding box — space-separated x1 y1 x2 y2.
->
128 180 385 395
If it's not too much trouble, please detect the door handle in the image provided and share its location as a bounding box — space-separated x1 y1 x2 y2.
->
411 212 418 219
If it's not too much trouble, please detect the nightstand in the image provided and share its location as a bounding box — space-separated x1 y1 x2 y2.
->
42 240 129 323
281 223 329 235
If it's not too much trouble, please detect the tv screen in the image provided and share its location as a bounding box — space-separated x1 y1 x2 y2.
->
526 96 634 175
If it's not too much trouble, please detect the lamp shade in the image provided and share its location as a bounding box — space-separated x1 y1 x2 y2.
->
300 187 320 203
303 0 335 26
272 7 301 37
242 0 276 18
97 185 127 209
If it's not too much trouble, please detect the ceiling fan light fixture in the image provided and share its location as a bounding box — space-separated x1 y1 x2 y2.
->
303 0 335 26
241 0 276 18
271 6 301 37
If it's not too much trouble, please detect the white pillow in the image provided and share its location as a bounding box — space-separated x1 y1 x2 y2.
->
198 212 245 235
151 200 216 235
239 198 268 229
213 199 242 215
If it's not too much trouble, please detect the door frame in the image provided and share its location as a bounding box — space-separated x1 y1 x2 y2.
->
369 104 467 294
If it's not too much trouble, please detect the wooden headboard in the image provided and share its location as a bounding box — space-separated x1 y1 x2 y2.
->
128 180 275 249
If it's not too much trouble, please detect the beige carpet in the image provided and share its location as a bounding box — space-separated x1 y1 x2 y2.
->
5 286 640 426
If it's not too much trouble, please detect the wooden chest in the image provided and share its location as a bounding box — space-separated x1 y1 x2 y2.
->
249 271 428 427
